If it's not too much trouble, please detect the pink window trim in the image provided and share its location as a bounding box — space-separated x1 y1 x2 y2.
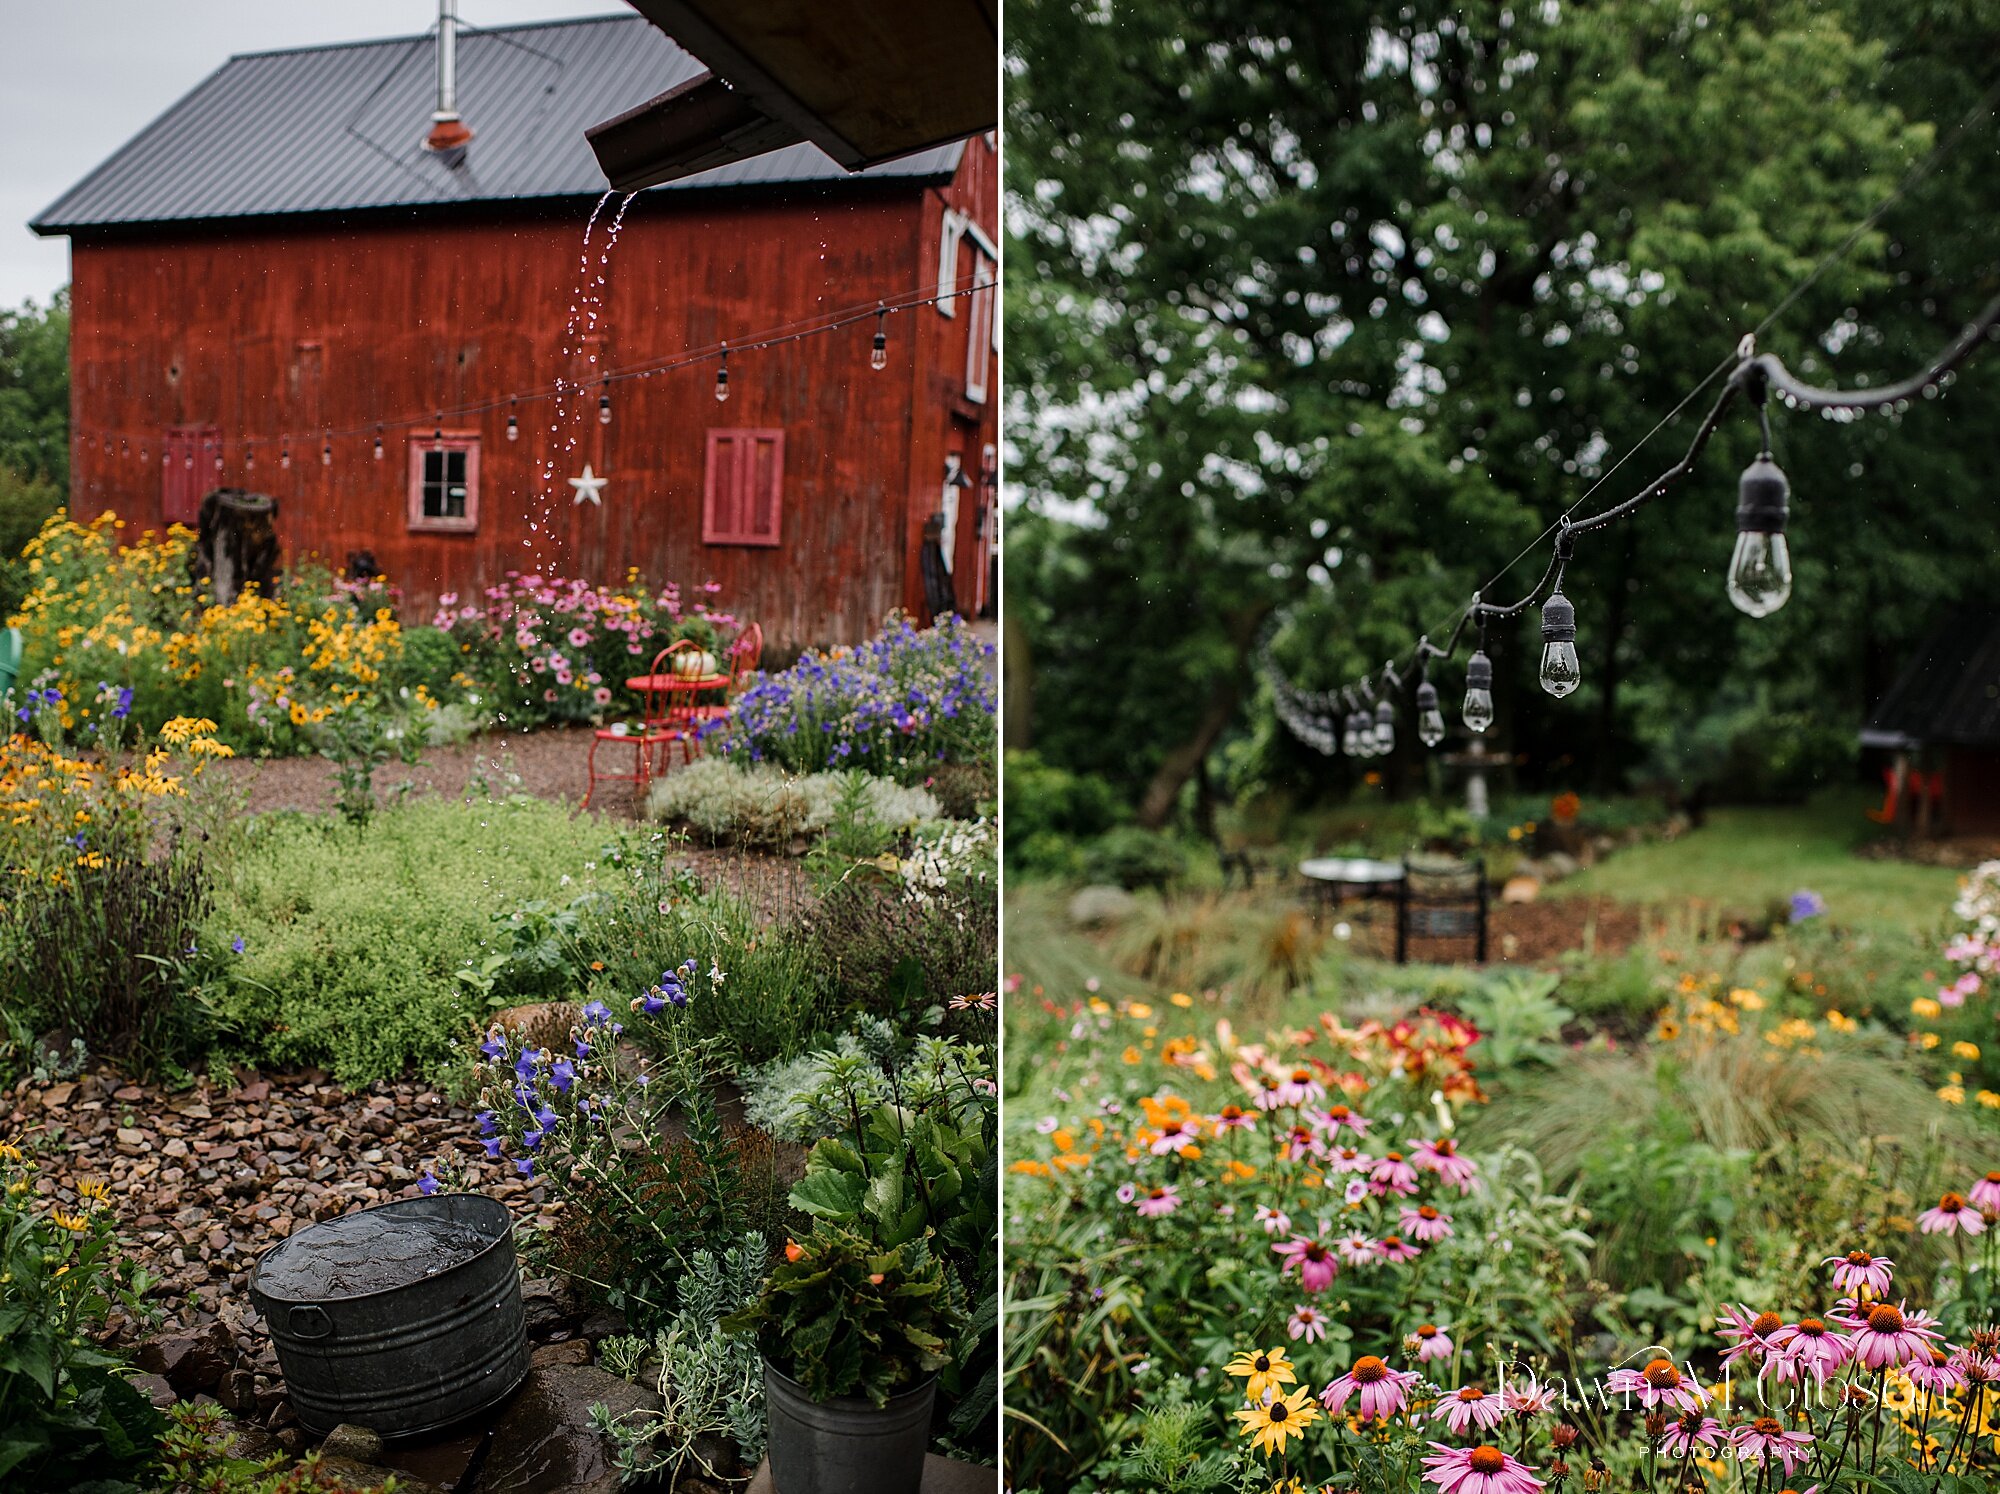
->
406 432 481 533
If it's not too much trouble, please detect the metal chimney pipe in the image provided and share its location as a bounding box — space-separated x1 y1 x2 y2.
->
424 0 473 153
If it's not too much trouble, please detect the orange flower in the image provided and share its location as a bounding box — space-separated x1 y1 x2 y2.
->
784 1239 805 1263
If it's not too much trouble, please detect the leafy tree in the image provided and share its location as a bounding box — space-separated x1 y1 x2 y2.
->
1006 0 2000 822
0 290 69 488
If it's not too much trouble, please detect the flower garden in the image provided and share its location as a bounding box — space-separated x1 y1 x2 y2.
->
0 513 1000 1492
1002 853 2000 1493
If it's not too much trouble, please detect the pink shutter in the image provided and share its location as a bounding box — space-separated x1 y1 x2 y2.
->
704 429 784 546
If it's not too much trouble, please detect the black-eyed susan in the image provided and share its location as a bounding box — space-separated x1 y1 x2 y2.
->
48 1208 90 1232
1234 1384 1319 1456
1225 1345 1298 1402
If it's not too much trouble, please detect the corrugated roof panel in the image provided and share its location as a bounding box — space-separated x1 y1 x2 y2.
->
33 14 959 232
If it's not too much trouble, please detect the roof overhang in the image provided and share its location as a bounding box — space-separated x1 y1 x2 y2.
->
589 0 996 190
1859 728 1923 752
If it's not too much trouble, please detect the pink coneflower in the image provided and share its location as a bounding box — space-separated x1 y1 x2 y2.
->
1374 1234 1421 1264
1275 1235 1339 1293
1921 1192 1987 1236
1327 1146 1374 1175
1499 1374 1560 1420
1402 1204 1454 1242
1824 1250 1895 1298
1321 1355 1420 1422
1909 1346 1964 1396
1408 1323 1454 1363
1971 1172 2000 1213
1433 1384 1506 1436
1659 1410 1723 1458
1418 1441 1544 1494
1370 1151 1420 1196
1135 1185 1181 1218
1604 1358 1703 1413
1336 1233 1377 1267
1252 1074 1288 1111
1254 1204 1293 1236
1410 1136 1480 1192
1276 1066 1326 1107
1728 1417 1814 1475
1319 1102 1371 1136
1213 1103 1257 1133
1764 1316 1852 1385
1717 1304 1786 1369
1838 1300 1943 1370
1149 1117 1203 1156
1289 1305 1328 1343
1281 1124 1327 1162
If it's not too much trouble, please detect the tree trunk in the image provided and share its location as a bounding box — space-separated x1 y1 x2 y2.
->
1135 604 1274 829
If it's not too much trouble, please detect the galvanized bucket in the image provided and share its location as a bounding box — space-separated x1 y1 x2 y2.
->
763 1361 935 1494
249 1193 528 1440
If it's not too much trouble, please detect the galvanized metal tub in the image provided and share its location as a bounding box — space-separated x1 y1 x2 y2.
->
763 1361 935 1494
249 1193 528 1440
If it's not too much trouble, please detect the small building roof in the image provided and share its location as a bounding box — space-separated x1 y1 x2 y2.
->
32 14 961 235
1861 607 2000 751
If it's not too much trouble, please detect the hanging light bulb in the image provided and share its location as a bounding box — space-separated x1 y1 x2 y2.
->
214 448 225 472
1373 700 1395 754
373 426 385 461
1728 454 1793 617
1538 591 1581 697
184 449 193 471
1339 706 1359 757
871 308 888 371
506 400 520 442
280 442 291 470
715 346 730 403
246 441 255 470
322 435 333 467
1415 681 1446 747
598 385 612 425
1463 650 1495 733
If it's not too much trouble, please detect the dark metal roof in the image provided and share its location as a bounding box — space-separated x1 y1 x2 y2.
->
1862 608 2000 750
31 14 961 235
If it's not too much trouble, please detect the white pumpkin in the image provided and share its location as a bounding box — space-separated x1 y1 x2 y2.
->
671 648 719 679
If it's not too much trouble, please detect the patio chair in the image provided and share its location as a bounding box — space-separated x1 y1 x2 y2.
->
1393 856 1489 964
0 627 21 712
690 622 763 727
582 645 695 809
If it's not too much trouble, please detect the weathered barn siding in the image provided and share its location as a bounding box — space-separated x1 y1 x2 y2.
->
63 138 997 648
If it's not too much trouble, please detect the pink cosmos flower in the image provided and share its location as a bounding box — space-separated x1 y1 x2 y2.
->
1835 1299 1944 1370
1824 1250 1895 1298
1289 1305 1328 1343
1370 1151 1420 1196
1374 1234 1421 1265
1254 1204 1293 1236
1115 1183 1136 1204
1971 1172 2000 1213
1411 1136 1480 1192
1433 1384 1507 1436
1659 1411 1723 1458
1763 1316 1852 1385
1402 1204 1454 1242
1321 1356 1420 1422
1336 1233 1377 1267
1940 971 1980 1007
1318 1102 1372 1136
1604 1358 1703 1413
1149 1117 1203 1156
1717 1304 1786 1370
1727 1417 1814 1475
1343 1178 1370 1205
567 627 591 648
1135 1185 1180 1218
1327 1146 1374 1175
1920 1192 1987 1236
1275 1235 1339 1294
591 686 613 706
1409 1323 1454 1363
1418 1441 1545 1494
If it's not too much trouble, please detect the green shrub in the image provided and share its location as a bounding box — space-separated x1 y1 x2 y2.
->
1081 825 1187 889
0 467 62 617
204 796 615 1083
1001 750 1124 872
646 759 942 848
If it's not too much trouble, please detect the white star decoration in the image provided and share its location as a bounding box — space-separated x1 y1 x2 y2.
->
568 464 608 506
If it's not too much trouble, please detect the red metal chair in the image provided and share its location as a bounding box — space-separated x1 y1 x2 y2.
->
583 648 691 809
638 640 705 771
691 622 763 727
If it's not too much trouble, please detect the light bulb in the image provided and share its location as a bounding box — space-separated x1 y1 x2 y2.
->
322 440 332 467
1728 456 1793 616
1415 681 1445 747
871 329 888 371
280 445 291 470
715 350 729 403
1538 591 1581 698
1463 650 1494 734
1374 701 1395 755
506 410 520 441
1340 712 1359 756
598 392 612 425
373 430 384 461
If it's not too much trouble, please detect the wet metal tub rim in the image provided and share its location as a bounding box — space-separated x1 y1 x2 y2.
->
248 1192 515 1310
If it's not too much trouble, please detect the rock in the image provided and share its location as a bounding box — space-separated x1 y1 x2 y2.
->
578 1309 626 1345
519 1277 579 1342
1066 884 1137 929
275 1426 307 1455
318 1453 443 1494
218 1368 258 1413
473 1365 662 1494
129 1371 178 1409
138 1320 235 1393
1539 851 1580 881
223 1419 284 1464
530 1339 593 1369
320 1423 387 1463
1500 874 1541 905
493 1003 580 1049
690 1431 742 1482
747 1453 996 1494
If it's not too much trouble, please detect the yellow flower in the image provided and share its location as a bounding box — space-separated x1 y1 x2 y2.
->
48 1209 90 1233
1939 1085 1967 1106
77 1176 111 1204
1728 987 1765 1011
1234 1386 1319 1456
1226 1346 1298 1403
1954 1041 1981 1061
1919 1032 1942 1051
1913 997 1944 1020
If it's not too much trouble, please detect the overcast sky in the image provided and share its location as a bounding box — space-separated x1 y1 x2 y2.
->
0 1 620 310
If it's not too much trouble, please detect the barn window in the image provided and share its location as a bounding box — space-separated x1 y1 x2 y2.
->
965 254 996 404
936 209 964 316
407 434 479 533
703 429 784 547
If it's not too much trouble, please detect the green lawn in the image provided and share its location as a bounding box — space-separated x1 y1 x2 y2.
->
1553 788 1961 937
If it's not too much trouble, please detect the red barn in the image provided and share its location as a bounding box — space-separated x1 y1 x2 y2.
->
31 13 998 646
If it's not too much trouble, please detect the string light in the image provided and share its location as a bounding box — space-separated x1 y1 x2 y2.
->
598 382 612 425
246 440 255 471
506 399 519 441
373 426 384 461
322 434 333 467
871 306 888 371
280 442 291 470
714 344 729 403
1729 379 1792 616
